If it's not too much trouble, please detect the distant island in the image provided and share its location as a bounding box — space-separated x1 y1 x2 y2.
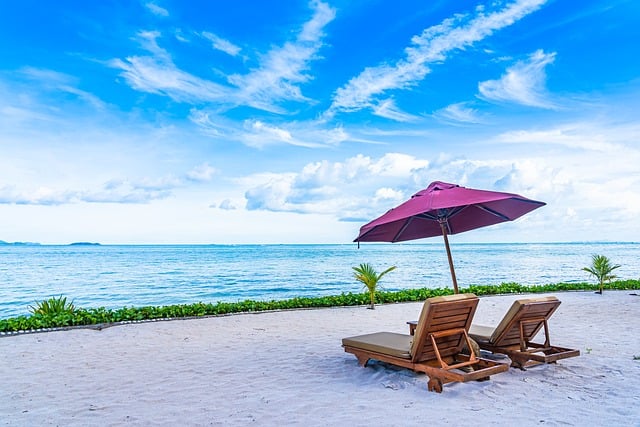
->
0 240 41 246
0 240 101 246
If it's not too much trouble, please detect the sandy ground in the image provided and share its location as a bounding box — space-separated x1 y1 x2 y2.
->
1 291 639 426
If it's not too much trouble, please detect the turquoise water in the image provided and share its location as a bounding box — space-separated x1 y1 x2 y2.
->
1 242 638 319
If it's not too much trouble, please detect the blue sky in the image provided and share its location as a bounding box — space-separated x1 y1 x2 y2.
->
1 0 639 244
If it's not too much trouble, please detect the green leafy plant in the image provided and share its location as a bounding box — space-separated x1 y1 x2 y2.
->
582 254 621 294
29 295 76 317
352 263 396 309
2 280 640 334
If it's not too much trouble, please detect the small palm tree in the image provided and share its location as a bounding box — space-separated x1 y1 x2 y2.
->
352 263 396 309
582 254 621 294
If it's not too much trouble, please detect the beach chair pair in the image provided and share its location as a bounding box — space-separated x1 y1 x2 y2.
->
342 294 579 393
342 293 507 393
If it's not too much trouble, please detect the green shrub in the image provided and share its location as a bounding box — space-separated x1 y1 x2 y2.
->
2 280 639 334
29 295 75 317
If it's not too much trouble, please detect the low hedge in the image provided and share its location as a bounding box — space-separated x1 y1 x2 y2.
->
1 280 639 334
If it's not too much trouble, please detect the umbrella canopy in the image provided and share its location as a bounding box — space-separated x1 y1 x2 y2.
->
354 181 546 293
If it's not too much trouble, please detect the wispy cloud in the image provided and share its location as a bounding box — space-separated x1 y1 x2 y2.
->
0 186 75 206
145 2 169 17
326 0 546 119
478 49 557 108
226 1 335 111
242 119 357 148
82 179 176 203
433 102 485 124
201 32 241 56
174 29 189 43
495 123 629 152
109 31 230 104
110 1 334 114
15 67 107 111
189 108 352 148
372 98 419 122
0 179 175 206
0 160 222 206
241 120 318 148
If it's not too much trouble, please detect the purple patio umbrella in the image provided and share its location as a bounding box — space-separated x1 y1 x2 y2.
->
354 181 546 294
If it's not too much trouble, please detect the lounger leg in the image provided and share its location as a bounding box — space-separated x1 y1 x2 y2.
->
427 377 443 393
356 355 370 367
509 356 527 370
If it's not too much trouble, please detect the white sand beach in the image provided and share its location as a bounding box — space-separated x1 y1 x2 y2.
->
1 291 639 426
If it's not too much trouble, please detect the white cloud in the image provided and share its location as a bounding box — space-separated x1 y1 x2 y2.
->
299 0 335 42
189 108 352 148
372 98 419 122
241 120 322 148
0 179 175 206
368 153 429 178
186 163 218 182
14 67 107 111
227 1 335 111
433 102 485 124
236 140 639 242
82 179 175 203
201 32 241 56
495 123 628 152
111 2 334 115
478 49 557 108
174 29 189 43
327 0 546 117
216 199 238 210
373 187 405 204
145 2 169 17
0 186 73 206
243 153 431 218
109 31 231 104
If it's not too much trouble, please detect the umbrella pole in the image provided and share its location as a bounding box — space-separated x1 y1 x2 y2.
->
439 222 459 294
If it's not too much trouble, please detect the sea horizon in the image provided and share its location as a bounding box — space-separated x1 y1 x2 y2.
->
1 240 638 246
2 241 638 319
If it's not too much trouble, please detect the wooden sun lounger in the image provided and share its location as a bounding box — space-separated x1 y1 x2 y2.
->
468 296 580 369
342 294 508 393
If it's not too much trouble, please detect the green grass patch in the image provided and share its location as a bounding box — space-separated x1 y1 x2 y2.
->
2 280 639 334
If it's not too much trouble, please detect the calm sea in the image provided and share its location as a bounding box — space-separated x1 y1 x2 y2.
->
1 242 638 319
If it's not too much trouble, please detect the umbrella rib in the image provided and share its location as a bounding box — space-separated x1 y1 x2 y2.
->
392 217 414 242
475 204 511 221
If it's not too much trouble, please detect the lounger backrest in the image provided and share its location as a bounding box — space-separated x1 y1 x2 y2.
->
410 293 478 363
490 296 561 346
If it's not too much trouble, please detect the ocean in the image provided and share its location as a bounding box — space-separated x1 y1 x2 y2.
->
1 242 638 319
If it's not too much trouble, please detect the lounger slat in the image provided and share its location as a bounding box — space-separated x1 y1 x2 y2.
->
429 313 473 329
